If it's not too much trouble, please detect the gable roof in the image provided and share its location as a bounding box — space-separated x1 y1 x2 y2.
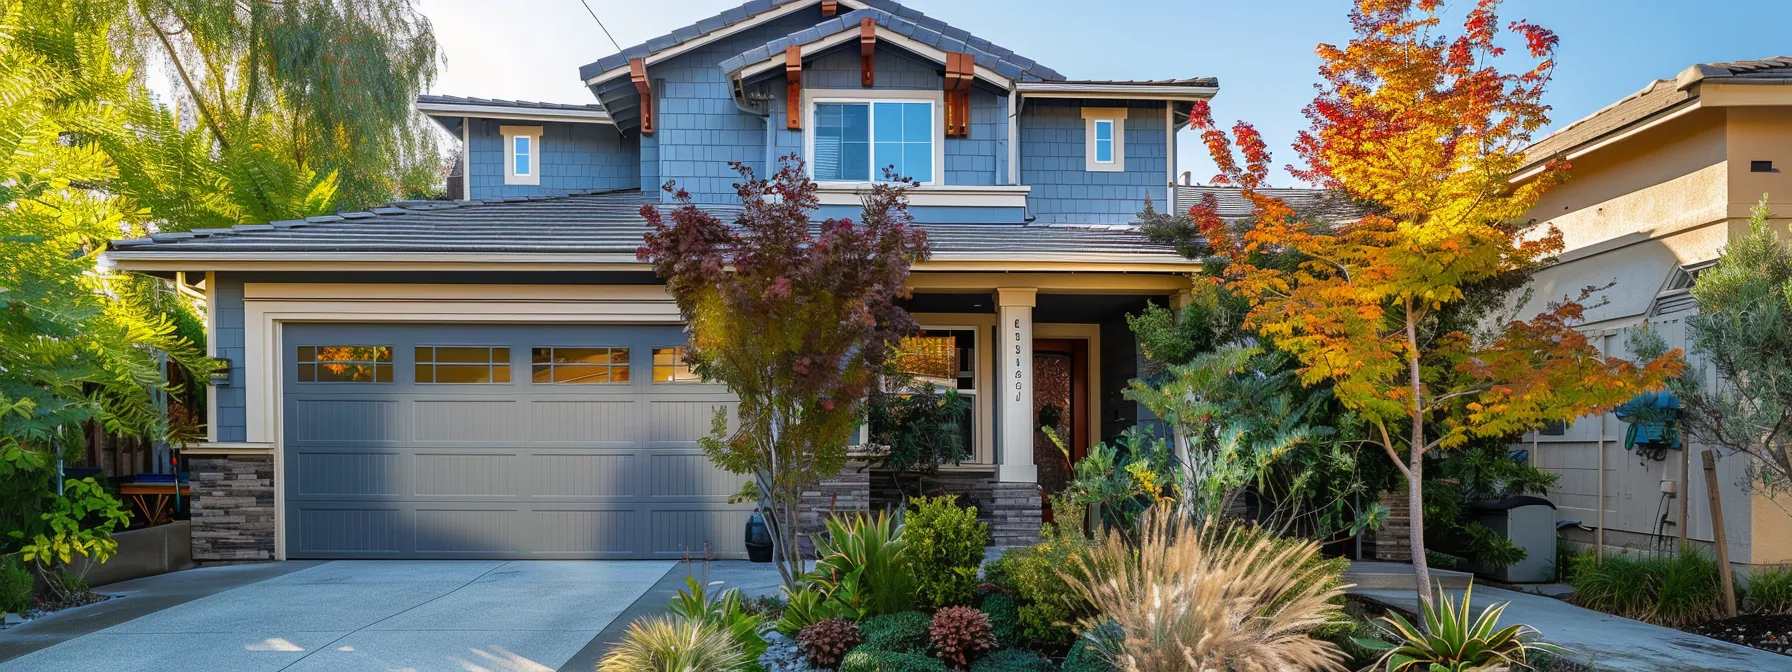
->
579 0 1063 84
1518 56 1792 175
718 6 1059 86
107 190 1193 268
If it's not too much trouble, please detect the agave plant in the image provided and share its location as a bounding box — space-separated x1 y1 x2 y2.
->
1362 582 1568 672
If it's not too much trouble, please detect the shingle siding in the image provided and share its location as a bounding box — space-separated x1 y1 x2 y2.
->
214 275 246 443
1021 99 1170 225
466 119 638 199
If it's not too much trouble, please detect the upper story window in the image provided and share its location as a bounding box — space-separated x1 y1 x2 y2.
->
809 94 939 184
501 125 542 186
1081 108 1126 172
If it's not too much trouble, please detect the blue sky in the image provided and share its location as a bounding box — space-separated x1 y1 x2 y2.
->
419 0 1792 186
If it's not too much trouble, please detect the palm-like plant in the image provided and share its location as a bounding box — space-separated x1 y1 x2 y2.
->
1363 582 1567 672
808 511 915 616
599 616 747 672
666 577 768 669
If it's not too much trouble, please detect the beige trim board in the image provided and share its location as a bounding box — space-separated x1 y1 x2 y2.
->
107 252 1201 274
910 272 1194 294
184 442 274 456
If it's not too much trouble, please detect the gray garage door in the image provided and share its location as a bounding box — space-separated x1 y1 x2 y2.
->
282 323 749 559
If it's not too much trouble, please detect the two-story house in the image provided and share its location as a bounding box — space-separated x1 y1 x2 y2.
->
106 0 1220 562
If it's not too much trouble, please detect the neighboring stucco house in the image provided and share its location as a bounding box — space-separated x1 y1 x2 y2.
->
1512 57 1792 567
105 0 1221 562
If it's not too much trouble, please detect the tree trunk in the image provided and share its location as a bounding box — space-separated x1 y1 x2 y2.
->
1405 307 1434 615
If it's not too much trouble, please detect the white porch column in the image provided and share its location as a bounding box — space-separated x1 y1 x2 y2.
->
996 288 1037 483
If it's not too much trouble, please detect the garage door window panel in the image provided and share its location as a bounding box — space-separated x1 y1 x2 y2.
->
652 346 702 383
532 347 631 384
415 346 511 384
297 345 393 383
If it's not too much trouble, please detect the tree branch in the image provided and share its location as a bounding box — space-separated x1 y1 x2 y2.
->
139 1 230 151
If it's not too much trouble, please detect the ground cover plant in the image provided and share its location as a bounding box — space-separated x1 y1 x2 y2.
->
1566 549 1723 627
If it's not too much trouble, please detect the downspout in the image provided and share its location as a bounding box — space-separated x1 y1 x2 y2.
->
728 72 774 173
460 116 472 200
1007 87 1019 186
1165 102 1175 213
1597 334 1609 561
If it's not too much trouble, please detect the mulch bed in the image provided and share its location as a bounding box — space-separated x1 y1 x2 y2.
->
1687 614 1792 657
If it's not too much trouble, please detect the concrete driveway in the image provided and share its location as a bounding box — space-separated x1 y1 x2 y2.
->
0 560 679 672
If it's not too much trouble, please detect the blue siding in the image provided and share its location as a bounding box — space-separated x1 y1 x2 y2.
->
214 275 246 443
1021 100 1170 225
467 119 638 199
648 12 826 202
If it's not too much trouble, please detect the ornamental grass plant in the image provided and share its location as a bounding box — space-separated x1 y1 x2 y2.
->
1060 507 1348 672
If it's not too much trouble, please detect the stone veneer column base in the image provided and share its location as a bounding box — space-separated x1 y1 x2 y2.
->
984 482 1043 549
796 464 872 557
189 455 276 563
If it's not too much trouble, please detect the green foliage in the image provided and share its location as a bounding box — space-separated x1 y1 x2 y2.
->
1052 429 1179 539
1060 637 1117 672
0 554 33 614
1630 195 1792 495
811 512 916 617
839 646 948 672
867 383 972 498
11 478 131 598
976 593 1020 648
982 525 1091 653
777 585 848 638
1359 583 1564 672
1422 437 1558 570
1126 290 1242 372
903 496 987 609
858 611 930 654
598 616 746 672
666 577 767 671
965 649 1054 672
1745 565 1792 615
639 160 928 589
1567 550 1723 627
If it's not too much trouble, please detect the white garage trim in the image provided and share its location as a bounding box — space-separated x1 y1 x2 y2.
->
242 283 682 559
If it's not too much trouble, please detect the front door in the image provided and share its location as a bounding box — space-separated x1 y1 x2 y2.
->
1032 339 1087 522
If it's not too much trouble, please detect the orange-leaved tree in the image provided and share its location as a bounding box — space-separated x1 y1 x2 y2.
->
1189 0 1683 608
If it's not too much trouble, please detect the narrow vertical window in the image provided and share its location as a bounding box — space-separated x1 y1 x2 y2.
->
1082 109 1126 172
1093 119 1113 163
513 135 532 176
501 125 543 186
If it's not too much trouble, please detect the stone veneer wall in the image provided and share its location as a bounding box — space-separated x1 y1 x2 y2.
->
188 454 276 562
1370 489 1413 562
797 464 872 557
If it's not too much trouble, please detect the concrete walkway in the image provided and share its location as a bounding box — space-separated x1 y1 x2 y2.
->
1351 585 1788 672
0 560 675 672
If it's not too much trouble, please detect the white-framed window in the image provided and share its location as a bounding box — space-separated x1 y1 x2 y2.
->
890 328 982 463
805 90 944 185
501 125 542 186
1081 107 1127 172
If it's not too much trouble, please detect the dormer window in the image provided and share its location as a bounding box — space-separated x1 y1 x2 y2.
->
501 125 542 186
1082 108 1126 172
806 92 941 185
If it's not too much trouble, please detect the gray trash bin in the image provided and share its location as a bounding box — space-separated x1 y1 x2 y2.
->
1466 495 1558 583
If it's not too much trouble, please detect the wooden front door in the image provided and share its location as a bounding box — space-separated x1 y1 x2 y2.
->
1032 339 1087 522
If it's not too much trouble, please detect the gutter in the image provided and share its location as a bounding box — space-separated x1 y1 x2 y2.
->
415 102 614 124
1509 99 1703 183
1015 82 1218 100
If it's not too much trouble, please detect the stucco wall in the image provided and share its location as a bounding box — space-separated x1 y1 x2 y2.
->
1020 99 1170 225
466 119 638 199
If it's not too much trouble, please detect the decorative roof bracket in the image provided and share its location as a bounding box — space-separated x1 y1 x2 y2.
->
629 57 653 135
859 18 876 87
944 52 973 137
785 45 803 130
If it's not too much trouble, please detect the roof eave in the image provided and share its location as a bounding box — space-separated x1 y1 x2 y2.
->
1015 82 1218 100
103 250 1201 274
416 101 614 124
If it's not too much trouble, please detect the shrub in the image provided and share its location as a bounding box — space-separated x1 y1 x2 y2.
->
904 496 988 609
811 512 915 617
1568 549 1722 626
1060 637 1116 672
1745 565 1792 614
860 611 931 654
599 616 746 672
779 585 846 637
928 606 995 669
981 524 1090 652
666 577 767 670
0 554 33 614
975 593 1020 647
1359 582 1564 672
965 649 1053 672
839 646 948 672
799 617 863 668
1059 509 1347 672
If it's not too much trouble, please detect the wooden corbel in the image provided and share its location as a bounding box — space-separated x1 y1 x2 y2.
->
785 45 803 130
944 52 973 137
859 18 876 87
629 57 653 135
822 0 838 17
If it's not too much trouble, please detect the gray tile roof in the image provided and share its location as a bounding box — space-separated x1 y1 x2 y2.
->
1522 57 1792 171
1175 185 1361 221
110 190 1183 259
416 95 607 113
580 0 1063 83
717 7 1063 84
